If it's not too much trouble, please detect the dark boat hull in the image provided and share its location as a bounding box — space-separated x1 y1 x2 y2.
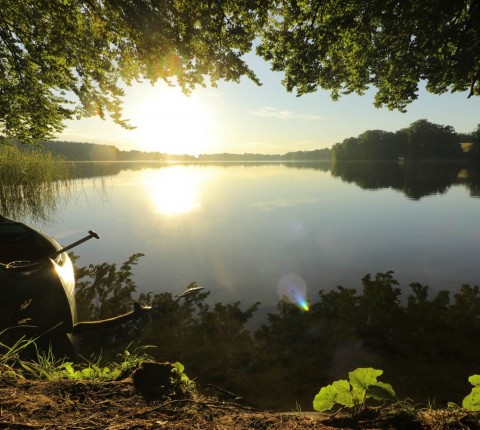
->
0 217 76 337
1 216 151 358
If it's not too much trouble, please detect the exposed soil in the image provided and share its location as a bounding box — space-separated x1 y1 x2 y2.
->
1 362 480 430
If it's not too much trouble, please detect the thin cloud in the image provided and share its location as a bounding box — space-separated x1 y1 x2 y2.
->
247 106 328 121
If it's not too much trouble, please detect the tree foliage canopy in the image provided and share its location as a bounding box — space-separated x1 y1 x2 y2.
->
0 0 265 143
1 0 479 143
258 0 480 111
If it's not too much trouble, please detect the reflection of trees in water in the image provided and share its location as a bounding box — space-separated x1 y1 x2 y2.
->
401 163 460 200
70 162 160 180
75 256 480 410
9 159 477 222
69 161 332 180
0 159 330 221
66 161 480 199
463 168 480 198
331 162 480 200
282 161 331 172
331 162 404 190
74 253 145 321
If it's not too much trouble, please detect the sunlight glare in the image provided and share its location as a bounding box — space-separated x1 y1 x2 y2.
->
125 85 217 155
143 166 210 216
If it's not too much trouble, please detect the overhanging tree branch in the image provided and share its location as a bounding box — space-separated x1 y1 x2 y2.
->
0 0 479 145
468 70 480 98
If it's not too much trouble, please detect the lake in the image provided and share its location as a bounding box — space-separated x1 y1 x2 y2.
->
24 161 480 308
5 161 480 409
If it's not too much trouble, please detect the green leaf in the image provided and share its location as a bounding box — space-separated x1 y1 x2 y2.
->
110 369 121 380
332 379 355 407
82 368 94 378
60 362 75 375
367 382 396 401
349 368 383 397
462 386 480 411
468 375 480 387
173 362 185 374
313 384 337 412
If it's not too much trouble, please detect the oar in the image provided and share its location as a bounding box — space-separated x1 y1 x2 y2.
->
48 230 100 259
6 230 100 270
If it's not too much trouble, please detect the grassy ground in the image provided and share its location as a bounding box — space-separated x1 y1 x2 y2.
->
1 346 479 430
1 369 480 429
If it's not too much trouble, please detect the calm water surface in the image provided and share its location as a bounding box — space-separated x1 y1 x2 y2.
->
28 162 480 313
9 161 480 409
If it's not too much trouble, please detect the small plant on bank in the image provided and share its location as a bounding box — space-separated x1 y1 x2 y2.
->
462 375 480 411
172 361 196 390
313 367 396 415
116 343 155 375
18 343 154 381
21 348 119 381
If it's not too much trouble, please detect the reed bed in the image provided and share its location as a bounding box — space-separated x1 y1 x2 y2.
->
0 144 72 221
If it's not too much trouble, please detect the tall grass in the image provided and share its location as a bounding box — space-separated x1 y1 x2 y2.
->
0 329 39 368
0 145 72 221
0 332 153 381
21 343 154 381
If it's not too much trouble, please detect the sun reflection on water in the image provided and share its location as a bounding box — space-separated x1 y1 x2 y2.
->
142 166 209 216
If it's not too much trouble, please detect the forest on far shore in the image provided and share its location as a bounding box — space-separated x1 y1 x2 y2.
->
7 119 480 163
14 141 332 162
332 119 480 162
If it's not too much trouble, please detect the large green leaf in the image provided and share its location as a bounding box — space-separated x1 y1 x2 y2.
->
468 375 480 387
332 379 355 407
367 382 396 401
349 368 383 398
313 384 337 412
462 386 480 411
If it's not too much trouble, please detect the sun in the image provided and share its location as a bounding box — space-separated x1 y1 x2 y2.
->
124 84 218 155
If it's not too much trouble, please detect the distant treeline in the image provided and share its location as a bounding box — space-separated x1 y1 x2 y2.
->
332 120 480 161
9 119 480 162
19 141 332 162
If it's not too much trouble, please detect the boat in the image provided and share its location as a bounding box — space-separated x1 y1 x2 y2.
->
0 215 203 358
0 215 77 338
0 215 150 355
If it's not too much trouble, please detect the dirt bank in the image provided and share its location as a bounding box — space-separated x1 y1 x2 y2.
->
1 363 479 429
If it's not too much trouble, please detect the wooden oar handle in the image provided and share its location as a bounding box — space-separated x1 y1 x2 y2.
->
88 230 100 239
51 230 100 257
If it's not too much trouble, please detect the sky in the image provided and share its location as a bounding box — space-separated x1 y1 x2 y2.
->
57 53 480 155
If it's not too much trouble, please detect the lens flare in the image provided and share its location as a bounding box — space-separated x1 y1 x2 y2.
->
277 273 310 311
